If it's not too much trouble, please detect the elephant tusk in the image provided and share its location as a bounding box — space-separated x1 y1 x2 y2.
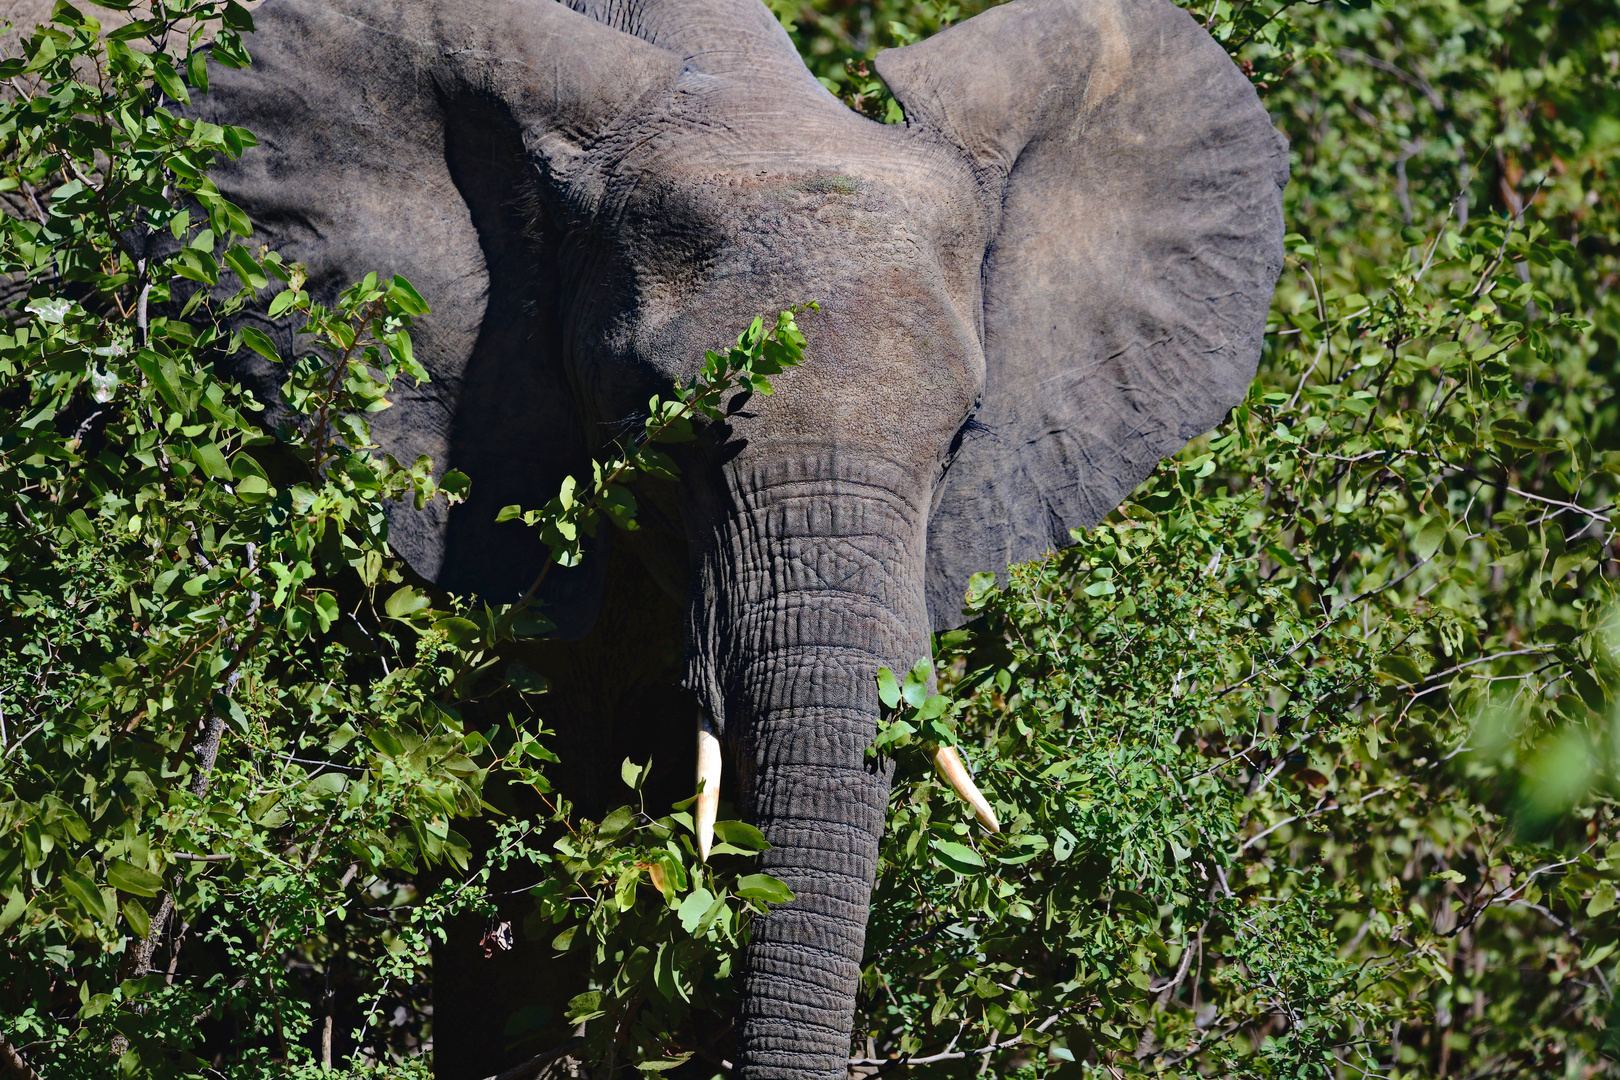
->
933 745 1000 834
696 719 722 861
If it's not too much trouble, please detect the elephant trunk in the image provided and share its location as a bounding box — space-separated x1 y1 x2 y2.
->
686 450 932 1079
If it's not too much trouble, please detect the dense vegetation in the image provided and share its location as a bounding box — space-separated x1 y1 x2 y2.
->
796 0 1620 1075
0 0 1616 1078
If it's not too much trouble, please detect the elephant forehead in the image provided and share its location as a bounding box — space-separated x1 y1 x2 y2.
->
603 102 987 256
566 107 990 443
607 151 988 321
605 162 986 365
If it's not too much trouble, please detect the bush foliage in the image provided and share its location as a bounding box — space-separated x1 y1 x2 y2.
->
1 0 1618 1078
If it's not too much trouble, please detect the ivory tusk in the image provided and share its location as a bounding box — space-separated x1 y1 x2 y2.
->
696 719 722 861
933 745 1001 834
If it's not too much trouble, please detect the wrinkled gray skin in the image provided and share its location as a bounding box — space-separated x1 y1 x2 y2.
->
199 0 1286 1074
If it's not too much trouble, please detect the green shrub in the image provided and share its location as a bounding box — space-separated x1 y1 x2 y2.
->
0 5 795 1074
2 0 1618 1078
863 210 1618 1075
791 0 1620 1073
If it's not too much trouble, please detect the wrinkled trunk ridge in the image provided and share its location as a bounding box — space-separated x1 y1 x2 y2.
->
687 450 933 1078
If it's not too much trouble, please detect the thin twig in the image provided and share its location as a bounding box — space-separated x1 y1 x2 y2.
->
1335 47 1444 110
1239 788 1389 853
481 1038 585 1080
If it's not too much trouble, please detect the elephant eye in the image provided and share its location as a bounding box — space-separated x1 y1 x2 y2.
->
946 402 989 463
939 408 991 491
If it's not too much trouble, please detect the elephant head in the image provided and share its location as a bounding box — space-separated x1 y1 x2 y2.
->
200 0 1285 1073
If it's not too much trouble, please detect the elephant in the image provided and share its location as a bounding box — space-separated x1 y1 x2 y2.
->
194 0 1287 1074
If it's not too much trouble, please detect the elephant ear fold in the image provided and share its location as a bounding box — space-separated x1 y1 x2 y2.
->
199 0 681 636
874 0 1288 628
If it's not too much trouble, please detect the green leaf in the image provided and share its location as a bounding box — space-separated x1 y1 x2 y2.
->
1379 655 1424 685
614 867 639 910
235 473 272 503
62 870 112 922
308 772 348 798
599 806 636 839
388 329 425 381
565 991 604 1024
876 667 901 709
903 658 931 708
122 898 151 939
1112 890 1158 919
0 889 25 934
248 791 285 825
190 441 231 480
510 609 556 637
150 56 189 103
107 859 163 898
871 718 915 752
221 0 255 30
134 349 184 411
238 326 279 362
220 199 252 237
174 247 219 285
1553 547 1596 582
733 873 795 905
711 820 769 851
388 275 430 316
106 20 160 41
267 289 301 318
231 453 269 482
186 46 209 94
677 888 716 934
505 662 550 694
312 591 339 631
384 586 432 619
964 571 998 604
636 1055 693 1073
433 617 484 649
599 483 638 530
931 839 986 874
1569 666 1607 712
621 757 648 791
1426 341 1463 367
653 941 685 1003
1413 513 1450 559
223 245 267 289
370 725 405 761
439 469 471 501
1580 940 1618 971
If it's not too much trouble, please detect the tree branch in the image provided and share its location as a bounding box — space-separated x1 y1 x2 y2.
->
0 1034 41 1080
1335 47 1444 111
481 1038 585 1080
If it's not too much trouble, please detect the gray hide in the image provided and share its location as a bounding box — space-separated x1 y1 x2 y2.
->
196 0 1286 1074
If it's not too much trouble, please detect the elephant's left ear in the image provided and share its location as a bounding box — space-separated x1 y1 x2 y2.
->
874 0 1288 628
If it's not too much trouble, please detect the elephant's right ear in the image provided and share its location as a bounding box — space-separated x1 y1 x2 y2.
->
874 0 1288 629
200 0 682 635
